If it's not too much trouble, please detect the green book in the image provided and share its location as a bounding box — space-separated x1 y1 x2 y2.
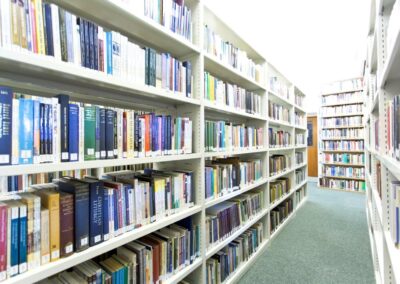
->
84 105 96 160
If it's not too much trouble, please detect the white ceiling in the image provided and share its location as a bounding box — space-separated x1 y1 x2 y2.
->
203 0 370 112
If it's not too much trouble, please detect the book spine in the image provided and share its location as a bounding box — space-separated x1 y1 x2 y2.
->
65 11 74 63
93 24 98 71
0 206 6 281
56 94 69 162
34 0 45 54
68 104 79 162
74 188 89 251
11 99 19 165
40 208 50 265
19 99 34 164
48 194 60 262
99 107 106 159
0 87 13 165
59 193 74 257
58 8 67 61
44 3 54 56
84 105 96 160
8 206 18 277
89 182 103 246
50 4 61 60
18 204 27 274
103 189 109 241
95 106 100 159
106 31 112 74
106 109 115 159
32 99 40 164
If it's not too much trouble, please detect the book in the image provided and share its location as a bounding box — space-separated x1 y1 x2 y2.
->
19 98 34 164
40 207 50 265
59 192 74 258
0 87 13 165
0 203 7 281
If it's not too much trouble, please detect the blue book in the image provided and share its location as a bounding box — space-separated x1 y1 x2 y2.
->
56 94 70 162
39 103 45 156
93 24 98 71
58 178 90 252
0 87 13 165
44 4 54 56
82 177 104 247
68 104 79 162
125 184 133 229
83 19 90 68
78 17 86 67
19 99 34 164
183 61 192 97
47 104 53 157
99 108 106 159
95 106 100 159
16 202 27 274
32 99 40 164
161 116 165 152
88 21 94 70
113 190 118 233
105 109 114 159
5 201 19 277
102 188 109 240
120 186 126 229
166 115 171 153
106 31 113 75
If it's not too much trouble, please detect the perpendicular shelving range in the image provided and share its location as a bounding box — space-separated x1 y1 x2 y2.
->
0 1 308 283
364 0 400 282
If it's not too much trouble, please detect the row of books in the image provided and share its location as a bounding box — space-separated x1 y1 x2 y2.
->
322 166 365 179
0 2 193 96
295 169 306 185
270 197 293 233
319 178 366 191
321 116 363 127
0 89 193 165
321 104 363 116
321 141 364 151
203 72 262 115
206 222 263 284
295 92 304 108
321 128 364 139
269 77 290 100
295 152 304 165
268 128 291 148
322 153 364 164
321 78 363 94
294 112 306 128
268 101 291 123
203 25 262 82
142 0 193 41
269 177 291 204
204 121 263 152
0 168 195 280
38 216 199 284
205 191 264 249
295 133 305 145
386 95 400 161
269 155 291 176
389 180 400 247
321 91 363 105
204 158 262 200
295 186 306 205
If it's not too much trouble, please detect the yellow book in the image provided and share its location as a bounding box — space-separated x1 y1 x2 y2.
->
17 0 27 49
33 0 45 54
40 207 50 265
10 0 20 48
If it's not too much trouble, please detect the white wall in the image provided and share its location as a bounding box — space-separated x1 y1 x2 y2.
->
203 0 370 113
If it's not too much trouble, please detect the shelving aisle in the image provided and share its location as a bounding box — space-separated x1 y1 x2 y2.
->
0 1 308 284
364 0 400 282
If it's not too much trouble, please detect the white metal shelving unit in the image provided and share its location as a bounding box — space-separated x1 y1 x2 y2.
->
0 1 308 283
365 0 400 282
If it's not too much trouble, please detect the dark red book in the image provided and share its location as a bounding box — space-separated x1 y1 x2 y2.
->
0 202 7 281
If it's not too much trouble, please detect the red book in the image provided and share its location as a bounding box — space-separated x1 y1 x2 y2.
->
145 114 151 155
0 203 7 281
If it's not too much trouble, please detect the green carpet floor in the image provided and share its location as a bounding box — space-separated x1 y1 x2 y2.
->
238 182 375 284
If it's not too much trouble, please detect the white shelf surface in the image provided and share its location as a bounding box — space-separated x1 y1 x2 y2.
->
204 53 266 91
268 119 293 128
294 104 307 113
371 91 379 113
294 125 307 131
52 0 200 57
5 205 202 284
205 178 268 209
269 168 293 181
0 153 202 176
376 153 400 181
270 188 295 211
321 162 365 167
294 163 307 170
320 175 365 181
295 145 307 149
268 90 293 107
204 101 267 121
268 146 294 152
322 100 365 107
321 125 364 129
204 148 267 158
205 208 269 258
383 230 400 284
321 112 364 118
164 258 203 284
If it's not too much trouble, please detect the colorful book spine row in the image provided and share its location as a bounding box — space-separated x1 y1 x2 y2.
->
295 152 304 165
390 181 400 248
269 177 291 204
0 89 193 166
0 3 193 97
203 72 262 115
295 93 304 108
142 0 193 41
322 153 364 164
321 128 364 139
295 186 306 204
269 77 290 100
294 111 306 127
203 25 263 82
322 166 365 179
205 191 264 249
321 116 363 127
295 133 305 145
321 78 363 94
268 101 291 122
268 128 291 148
386 95 400 160
269 155 291 176
0 168 194 280
321 104 363 116
295 169 305 185
37 216 200 284
319 177 365 191
321 91 363 105
204 121 263 152
204 158 262 200
206 222 263 284
270 197 293 233
321 141 364 151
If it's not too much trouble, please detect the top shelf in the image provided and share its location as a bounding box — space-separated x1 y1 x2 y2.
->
52 0 200 58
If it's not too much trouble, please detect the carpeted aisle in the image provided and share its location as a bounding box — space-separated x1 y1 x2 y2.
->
238 182 375 284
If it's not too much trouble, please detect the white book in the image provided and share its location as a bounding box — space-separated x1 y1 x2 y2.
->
111 31 121 78
120 34 128 80
53 98 60 163
72 15 81 66
11 98 19 165
0 0 11 48
97 26 105 73
51 4 61 61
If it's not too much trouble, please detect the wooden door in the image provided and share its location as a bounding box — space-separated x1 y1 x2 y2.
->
307 115 318 177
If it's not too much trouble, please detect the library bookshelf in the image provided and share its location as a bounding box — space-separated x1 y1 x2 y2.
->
0 1 307 283
364 0 400 282
317 78 366 193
